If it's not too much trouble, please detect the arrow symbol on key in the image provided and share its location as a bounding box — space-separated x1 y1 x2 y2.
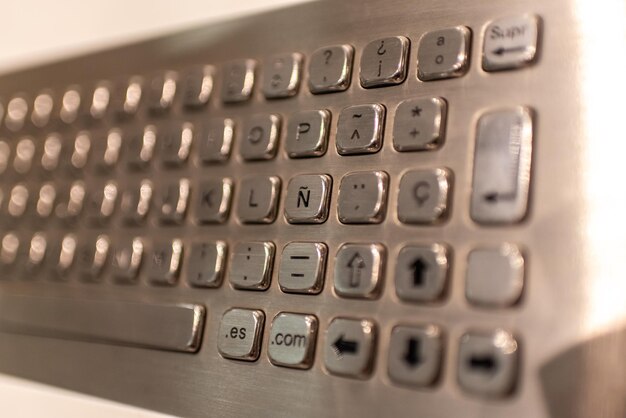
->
483 191 517 203
347 253 365 287
492 46 528 56
404 337 422 367
332 334 359 357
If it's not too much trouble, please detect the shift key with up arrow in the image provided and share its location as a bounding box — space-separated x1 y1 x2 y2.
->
324 318 377 378
334 243 385 299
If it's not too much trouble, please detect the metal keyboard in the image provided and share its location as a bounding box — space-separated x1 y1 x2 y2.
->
0 1 625 417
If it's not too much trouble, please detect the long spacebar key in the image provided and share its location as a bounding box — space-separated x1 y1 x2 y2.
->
0 295 206 353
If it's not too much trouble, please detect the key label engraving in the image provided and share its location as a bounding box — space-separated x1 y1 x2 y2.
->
332 334 359 357
347 252 365 287
411 258 427 286
405 338 422 367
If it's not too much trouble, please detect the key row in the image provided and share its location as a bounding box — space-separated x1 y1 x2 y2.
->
0 169 451 226
0 15 539 132
0 105 533 226
0 97 447 180
218 309 520 397
0 234 525 308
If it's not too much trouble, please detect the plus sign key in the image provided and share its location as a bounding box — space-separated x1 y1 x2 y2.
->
393 97 447 152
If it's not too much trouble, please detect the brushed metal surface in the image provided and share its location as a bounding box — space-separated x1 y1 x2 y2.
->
0 0 625 417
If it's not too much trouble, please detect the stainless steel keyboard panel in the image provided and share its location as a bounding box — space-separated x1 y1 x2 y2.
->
0 0 624 417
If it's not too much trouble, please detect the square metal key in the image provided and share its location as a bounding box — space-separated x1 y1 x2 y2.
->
147 71 177 114
120 180 152 225
324 317 377 378
470 107 533 224
197 118 234 164
91 129 122 172
218 308 265 361
77 235 110 281
285 110 330 158
337 171 389 224
397 168 451 224
48 234 77 280
62 132 91 174
268 312 318 369
458 330 520 397
35 183 56 219
110 76 143 119
54 181 85 223
360 36 410 88
466 244 524 307
483 15 540 72
124 126 157 170
5 184 29 219
388 325 443 387
159 123 193 167
308 45 354 94
0 233 19 273
194 178 233 224
229 242 275 290
334 243 385 299
239 114 281 161
181 65 214 108
336 104 385 155
221 59 256 103
262 53 302 99
156 178 190 225
83 181 118 225
22 233 48 275
147 239 184 285
187 241 227 288
284 174 331 224
0 140 11 174
417 26 471 81
40 134 62 172
278 242 327 294
395 244 450 303
393 97 447 151
13 137 36 174
111 237 144 283
236 176 281 224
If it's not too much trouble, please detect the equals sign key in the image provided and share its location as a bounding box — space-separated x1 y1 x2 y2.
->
289 255 310 278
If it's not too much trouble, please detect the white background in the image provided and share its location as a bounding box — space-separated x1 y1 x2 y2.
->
0 0 307 416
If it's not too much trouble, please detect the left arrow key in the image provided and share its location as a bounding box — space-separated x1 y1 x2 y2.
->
324 317 377 378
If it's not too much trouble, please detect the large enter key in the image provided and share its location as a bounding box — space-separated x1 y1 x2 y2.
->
470 107 533 224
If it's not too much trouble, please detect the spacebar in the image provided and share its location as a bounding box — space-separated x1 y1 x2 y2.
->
0 295 206 353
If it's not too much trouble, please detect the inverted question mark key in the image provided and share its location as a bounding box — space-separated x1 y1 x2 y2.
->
308 44 354 94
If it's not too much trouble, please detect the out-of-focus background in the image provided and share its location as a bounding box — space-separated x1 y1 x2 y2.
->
0 0 307 75
0 0 307 416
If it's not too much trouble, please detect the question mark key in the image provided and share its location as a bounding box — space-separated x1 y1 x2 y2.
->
360 36 410 88
308 44 354 94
